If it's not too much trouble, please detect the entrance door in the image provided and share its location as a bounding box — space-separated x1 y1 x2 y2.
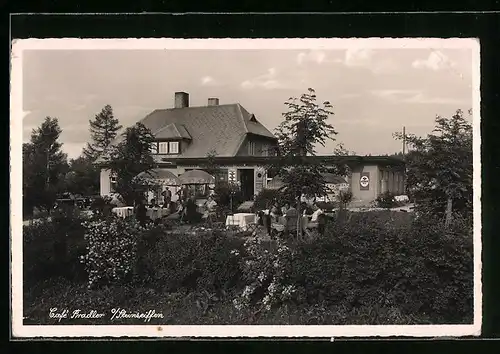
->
238 169 255 200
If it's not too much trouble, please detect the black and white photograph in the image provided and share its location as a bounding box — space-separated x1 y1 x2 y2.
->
10 38 481 337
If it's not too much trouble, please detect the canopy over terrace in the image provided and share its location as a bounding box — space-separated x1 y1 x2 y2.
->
178 169 216 185
136 169 181 186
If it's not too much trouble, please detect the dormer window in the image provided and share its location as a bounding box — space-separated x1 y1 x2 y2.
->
159 142 168 154
169 141 179 154
153 140 181 155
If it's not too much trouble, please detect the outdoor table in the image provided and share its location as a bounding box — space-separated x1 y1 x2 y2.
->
225 213 257 231
112 206 134 218
146 207 170 220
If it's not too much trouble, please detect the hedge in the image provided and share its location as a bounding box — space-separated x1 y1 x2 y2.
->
23 210 473 324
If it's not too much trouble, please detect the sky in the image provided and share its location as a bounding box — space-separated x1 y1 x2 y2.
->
22 46 474 159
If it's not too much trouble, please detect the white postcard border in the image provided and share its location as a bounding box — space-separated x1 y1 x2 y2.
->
10 37 482 338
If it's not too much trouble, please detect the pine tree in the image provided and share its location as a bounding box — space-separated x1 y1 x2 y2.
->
104 122 156 205
82 105 122 160
23 117 68 214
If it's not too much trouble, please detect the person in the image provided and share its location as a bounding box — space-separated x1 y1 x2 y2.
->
149 198 159 208
177 186 188 203
185 195 201 224
165 200 183 221
270 202 282 222
162 188 172 207
134 198 148 226
110 193 126 208
281 202 290 216
204 195 217 212
202 195 217 219
301 202 312 216
310 204 324 223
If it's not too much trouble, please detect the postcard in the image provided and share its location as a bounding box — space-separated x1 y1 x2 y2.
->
11 37 481 338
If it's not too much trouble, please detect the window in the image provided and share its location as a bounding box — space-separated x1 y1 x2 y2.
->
248 141 256 155
261 144 268 156
169 141 179 154
158 142 168 154
110 173 117 192
150 142 158 154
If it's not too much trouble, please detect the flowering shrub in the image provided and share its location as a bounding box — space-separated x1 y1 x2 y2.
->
233 236 298 312
81 217 153 288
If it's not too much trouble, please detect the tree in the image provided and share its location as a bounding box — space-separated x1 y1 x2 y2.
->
23 117 69 215
394 109 473 224
271 88 347 238
64 156 100 196
333 142 356 156
82 105 122 161
202 149 222 181
103 122 156 205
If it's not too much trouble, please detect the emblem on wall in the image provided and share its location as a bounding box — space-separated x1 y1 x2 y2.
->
360 172 370 190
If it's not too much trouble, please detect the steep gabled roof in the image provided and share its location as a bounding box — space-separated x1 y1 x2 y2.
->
237 105 276 140
98 103 277 163
154 123 192 140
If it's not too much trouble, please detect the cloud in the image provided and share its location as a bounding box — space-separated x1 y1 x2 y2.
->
371 89 465 105
339 48 394 74
240 68 289 90
296 50 327 65
412 50 457 71
370 89 421 100
344 48 374 67
200 76 220 86
402 92 465 105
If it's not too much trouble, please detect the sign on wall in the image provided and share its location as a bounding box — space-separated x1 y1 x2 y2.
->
228 169 237 183
255 168 264 194
360 172 370 190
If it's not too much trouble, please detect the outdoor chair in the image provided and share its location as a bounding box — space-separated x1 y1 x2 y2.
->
243 222 259 236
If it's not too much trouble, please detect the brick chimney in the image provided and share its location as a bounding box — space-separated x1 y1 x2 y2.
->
174 92 189 108
208 97 219 106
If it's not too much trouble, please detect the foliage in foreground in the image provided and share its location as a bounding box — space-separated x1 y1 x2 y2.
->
23 211 473 325
394 109 473 219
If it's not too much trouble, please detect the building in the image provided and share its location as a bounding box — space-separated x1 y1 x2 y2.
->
98 92 279 201
97 92 406 206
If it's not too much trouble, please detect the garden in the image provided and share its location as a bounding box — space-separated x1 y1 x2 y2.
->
21 90 474 326
23 206 473 325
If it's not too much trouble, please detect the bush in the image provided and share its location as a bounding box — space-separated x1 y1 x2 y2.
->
24 206 473 324
232 236 298 312
252 188 286 212
288 212 473 323
213 181 245 215
376 191 398 208
137 230 245 295
81 217 152 288
338 190 353 206
23 212 87 285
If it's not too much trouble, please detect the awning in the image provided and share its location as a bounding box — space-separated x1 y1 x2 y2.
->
178 169 216 185
136 169 181 186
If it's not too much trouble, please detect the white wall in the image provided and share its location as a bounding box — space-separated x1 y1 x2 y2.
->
100 169 111 196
